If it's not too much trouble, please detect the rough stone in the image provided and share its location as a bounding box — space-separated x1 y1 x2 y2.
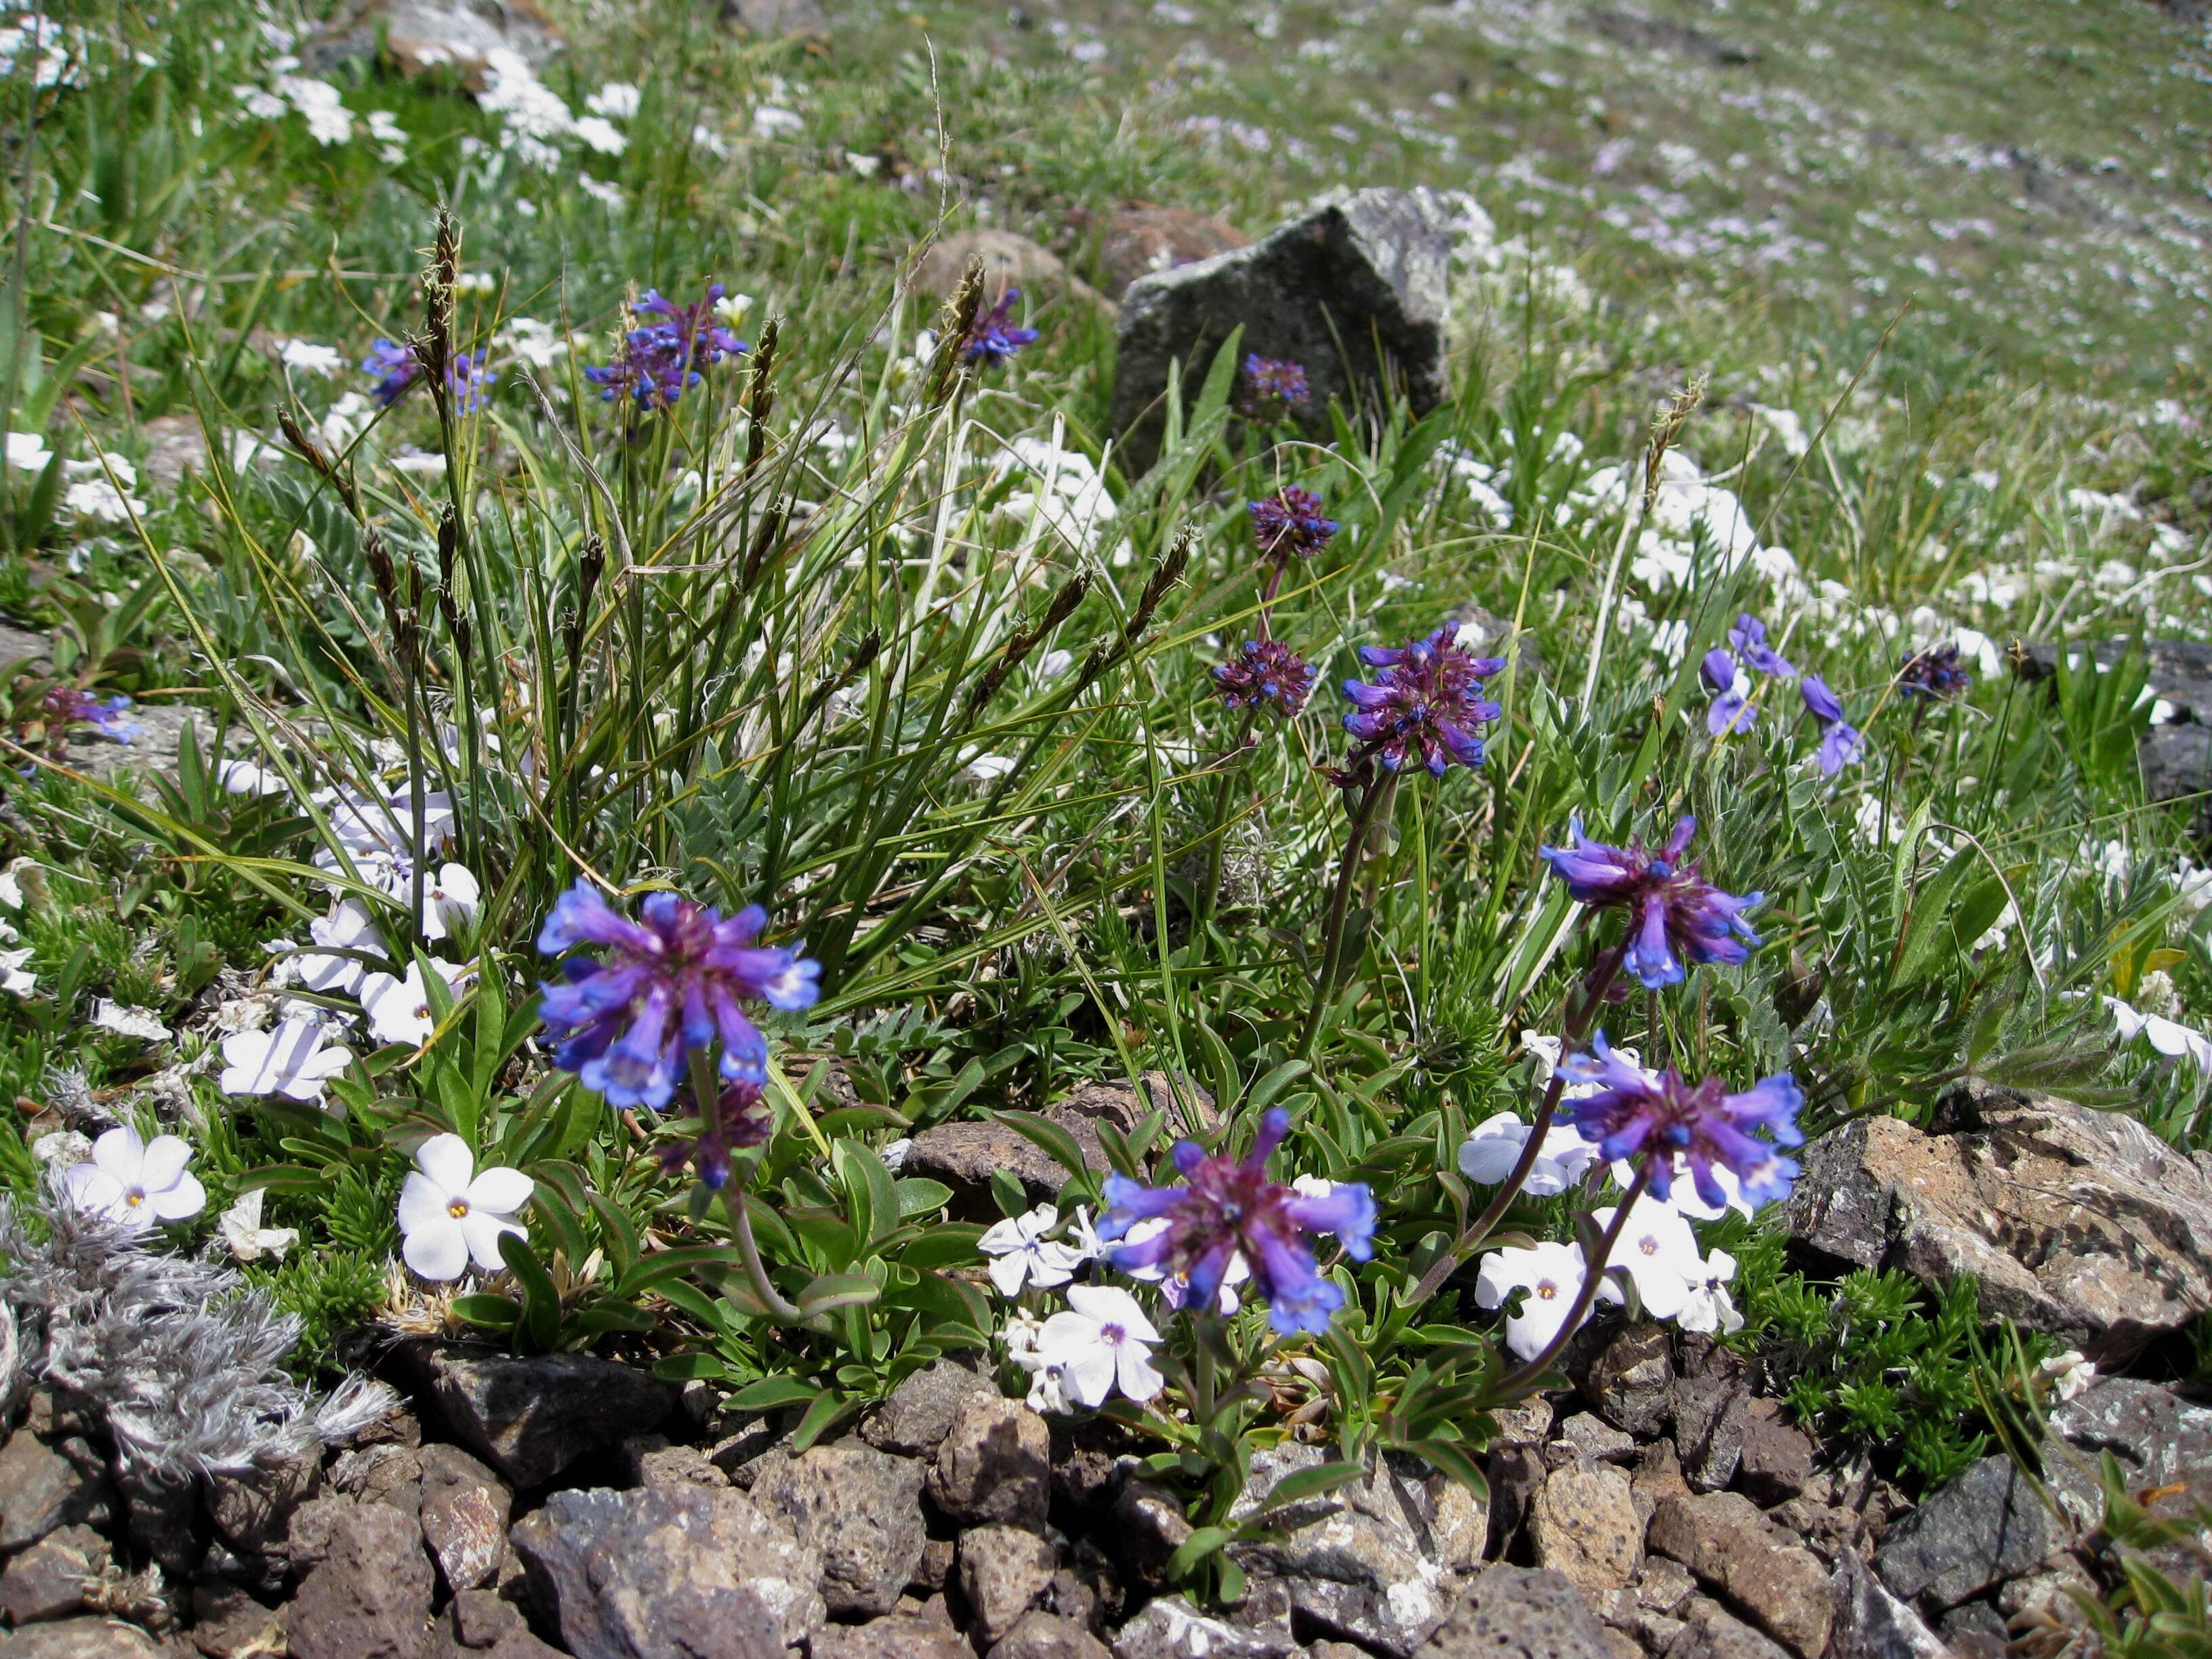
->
332 1443 425 1513
1664 1597 1795 1659
615 1435 726 1491
134 414 210 493
1871 1456 2055 1614
0 1620 168 1657
112 1460 197 1580
2043 1377 2212 1558
749 1443 927 1617
926 1396 1051 1528
1636 1558 1697 1617
287 1498 435 1659
205 1447 323 1557
811 1618 975 1659
450 1588 525 1649
903 1114 1107 1217
914 231 1101 311
719 0 827 39
1781 1080 2212 1358
287 1496 359 1570
0 1435 111 1553
1936 1601 2008 1659
418 1346 679 1489
1583 1324 1675 1439
1110 1594 1297 1659
992 1611 1114 1659
1829 1550 1948 1659
961 1525 1060 1644
300 0 563 85
1097 207 1250 300
416 1444 511 1595
1484 1441 1547 1565
1113 1479 1194 1591
0 625 50 675
1550 1414 1637 1468
1647 1491 1833 1658
189 1582 288 1659
1529 1460 1641 1595
0 1524 104 1624
1418 1564 1616 1659
1735 1412 1814 1506
60 703 216 785
508 1484 824 1658
1110 187 1463 474
860 1361 996 1456
1671 1368 1751 1494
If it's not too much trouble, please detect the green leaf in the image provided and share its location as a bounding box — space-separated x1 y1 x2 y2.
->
449 1293 520 1331
611 1244 750 1300
895 1224 987 1271
727 1375 819 1410
498 1232 562 1353
797 1271 882 1318
790 1389 860 1452
988 1168 1028 1221
833 1139 901 1245
1255 1461 1366 1514
991 1110 1098 1194
1166 1525 1233 1581
894 1178 954 1218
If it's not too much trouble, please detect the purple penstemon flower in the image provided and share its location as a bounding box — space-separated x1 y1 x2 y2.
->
1558 1031 1803 1211
43 687 140 743
536 880 821 1110
962 288 1040 365
1539 815 1763 989
659 1076 775 1190
1338 628 1504 779
361 338 491 413
1799 673 1864 775
1700 648 1757 737
1214 638 1317 718
1248 487 1338 562
1240 356 1309 424
1727 613 1795 678
1097 1107 1375 1336
1897 642 1971 701
585 284 750 413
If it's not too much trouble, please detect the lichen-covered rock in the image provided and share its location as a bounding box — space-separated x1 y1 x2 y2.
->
510 1484 825 1658
1582 1324 1674 1439
1416 1564 1616 1659
2041 1378 2212 1578
1109 188 1463 474
1528 1459 1641 1595
1111 1594 1298 1659
415 1443 510 1594
1829 1549 1949 1659
1870 1456 2055 1614
1782 1081 2212 1358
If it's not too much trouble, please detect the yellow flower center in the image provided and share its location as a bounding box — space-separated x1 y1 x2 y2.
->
447 1199 470 1219
125 1190 144 1207
1536 1280 1557 1300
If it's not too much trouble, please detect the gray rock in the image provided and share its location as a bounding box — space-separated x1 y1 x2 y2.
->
903 1115 1105 1218
1671 1370 1750 1494
720 0 827 38
205 1446 323 1557
861 1361 996 1456
1782 1080 2212 1358
300 0 563 83
1872 1456 2055 1614
1937 1600 2009 1659
1549 1414 1637 1468
0 1523 104 1623
992 1610 1114 1659
287 1498 435 1659
1646 1491 1832 1658
1829 1550 1948 1659
331 1443 425 1512
1111 1594 1297 1659
615 1434 726 1490
0 1619 167 1657
961 1525 1060 1643
1636 1558 1697 1617
450 1586 526 1649
926 1395 1050 1528
417 1443 510 1594
508 1484 823 1658
813 1618 976 1659
0 624 51 674
2043 1378 2212 1574
1735 1410 1814 1505
1113 1479 1194 1591
0 1433 112 1552
1582 1324 1674 1439
58 702 216 785
134 413 209 493
1528 1460 1641 1595
1664 1597 1794 1659
1110 188 1462 474
419 1346 678 1488
748 1443 927 1617
1417 1564 1616 1659
914 230 1101 311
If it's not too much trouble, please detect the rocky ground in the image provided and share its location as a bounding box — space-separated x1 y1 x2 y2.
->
0 1073 2205 1659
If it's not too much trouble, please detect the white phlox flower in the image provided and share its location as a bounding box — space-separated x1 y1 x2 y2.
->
396 1132 532 1281
359 958 475 1048
1591 1193 1703 1320
979 1203 1088 1296
1033 1285 1165 1408
1475 1240 1591 1360
218 1187 300 1262
62 1126 206 1233
218 1015 354 1102
1676 1248 1745 1336
1456 1110 1599 1196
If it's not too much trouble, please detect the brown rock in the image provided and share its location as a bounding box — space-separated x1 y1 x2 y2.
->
1782 1081 2212 1358
302 0 563 86
962 1526 1060 1644
1583 1324 1674 1439
206 1448 323 1556
1735 1414 1814 1506
927 1397 1050 1528
287 1499 435 1659
861 1361 996 1457
813 1618 976 1659
1097 207 1250 300
1647 1492 1832 1659
416 1445 510 1594
1529 1460 1641 1594
916 230 1101 310
0 1433 112 1551
449 1587 526 1650
992 1610 1113 1659
0 1524 106 1624
750 1444 928 1618
1666 1597 1794 1659
720 0 827 38
1418 1564 1617 1659
0 1619 169 1656
189 1582 287 1659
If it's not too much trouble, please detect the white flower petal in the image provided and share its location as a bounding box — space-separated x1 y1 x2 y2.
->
414 1132 476 1197
403 1214 471 1281
464 1166 533 1214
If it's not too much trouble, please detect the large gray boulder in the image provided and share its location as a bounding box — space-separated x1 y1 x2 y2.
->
1780 1080 2212 1358
1109 188 1462 474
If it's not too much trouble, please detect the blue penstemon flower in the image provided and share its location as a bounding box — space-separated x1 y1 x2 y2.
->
1248 487 1338 562
962 287 1040 365
585 283 750 412
1337 628 1504 779
43 688 140 743
1559 1032 1803 1211
535 880 820 1109
1239 356 1309 424
1213 638 1317 718
1097 1107 1375 1336
1539 815 1762 989
361 337 491 413
1800 673 1864 775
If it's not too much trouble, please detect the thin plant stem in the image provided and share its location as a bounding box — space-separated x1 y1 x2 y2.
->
1195 710 1258 935
689 1046 801 1322
1485 1158 1653 1402
1297 777 1388 1057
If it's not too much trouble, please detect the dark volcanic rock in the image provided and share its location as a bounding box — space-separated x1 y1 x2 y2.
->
992 1610 1115 1659
1830 1549 1950 1659
1582 1324 1673 1439
1416 1565 1616 1659
287 1499 435 1659
418 1345 678 1488
0 1523 105 1624
0 1433 112 1551
1781 1080 2212 1358
1872 1455 2055 1614
1646 1492 1832 1658
416 1443 511 1594
1109 187 1463 474
813 1618 976 1659
509 1484 825 1658
2043 1377 2212 1575
0 1618 170 1656
926 1395 1051 1528
860 1360 996 1456
748 1443 927 1617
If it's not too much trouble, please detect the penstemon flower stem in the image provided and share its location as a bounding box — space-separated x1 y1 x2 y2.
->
689 1047 802 1323
1404 937 1628 1305
1483 1158 1653 1402
1296 778 1389 1057
1195 712 1258 935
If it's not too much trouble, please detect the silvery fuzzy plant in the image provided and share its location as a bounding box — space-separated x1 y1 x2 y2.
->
0 1174 395 1481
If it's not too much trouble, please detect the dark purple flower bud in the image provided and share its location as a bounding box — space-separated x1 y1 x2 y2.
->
43 688 140 743
1214 638 1317 718
1338 628 1504 779
962 288 1040 365
1248 487 1338 561
1097 1107 1374 1336
1538 815 1763 989
1699 649 1735 694
659 1077 775 1190
1727 613 1795 678
1239 355 1310 424
537 880 821 1110
1897 643 1971 701
1559 1032 1802 1211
